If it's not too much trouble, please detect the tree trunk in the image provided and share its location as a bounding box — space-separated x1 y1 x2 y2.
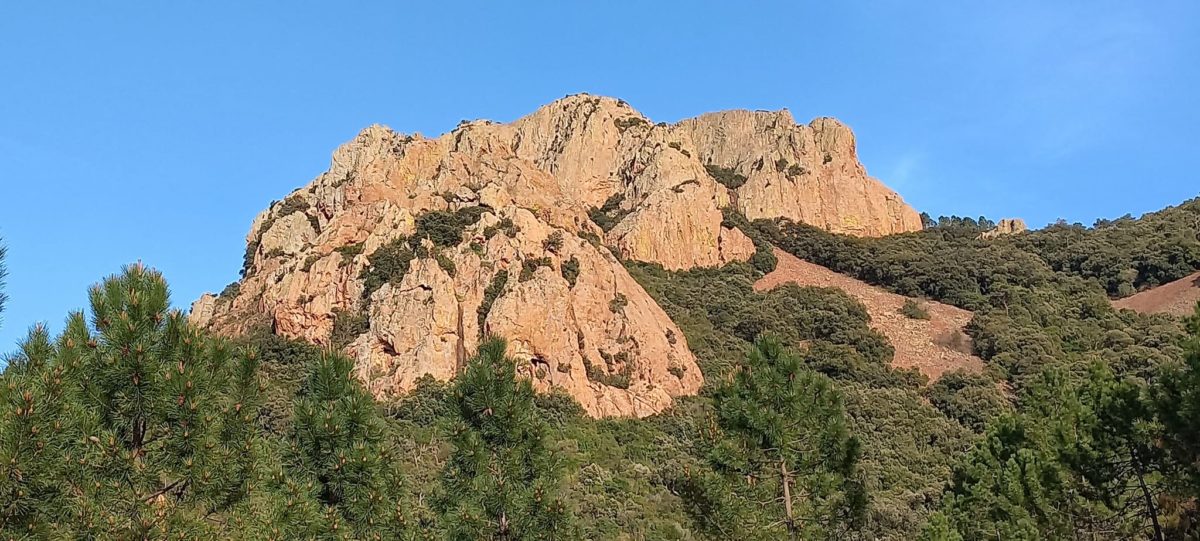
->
781 459 796 537
1134 464 1164 541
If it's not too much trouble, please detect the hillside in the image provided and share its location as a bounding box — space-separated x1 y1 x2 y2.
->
755 247 983 379
190 94 921 417
1113 270 1200 316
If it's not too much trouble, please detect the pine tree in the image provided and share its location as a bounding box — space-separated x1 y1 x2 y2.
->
0 264 265 538
1155 301 1200 535
691 336 866 540
1068 363 1170 540
288 350 424 540
0 239 7 327
436 337 574 541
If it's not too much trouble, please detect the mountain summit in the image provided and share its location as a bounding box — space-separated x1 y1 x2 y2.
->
190 94 921 416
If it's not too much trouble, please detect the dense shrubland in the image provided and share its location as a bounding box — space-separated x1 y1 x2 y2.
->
756 203 1200 539
2 200 1200 539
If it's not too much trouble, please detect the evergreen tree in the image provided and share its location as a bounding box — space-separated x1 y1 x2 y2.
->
437 337 574 541
1155 302 1200 535
941 413 1076 540
288 350 424 539
0 239 7 327
0 264 264 538
689 336 866 540
1068 364 1170 540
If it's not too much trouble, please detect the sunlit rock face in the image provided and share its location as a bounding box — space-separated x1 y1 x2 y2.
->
190 94 920 417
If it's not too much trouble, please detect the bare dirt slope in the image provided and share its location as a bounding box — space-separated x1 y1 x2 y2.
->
1113 271 1200 317
755 247 984 380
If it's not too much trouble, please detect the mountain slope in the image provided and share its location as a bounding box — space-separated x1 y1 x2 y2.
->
755 247 983 379
1113 271 1200 316
191 94 922 417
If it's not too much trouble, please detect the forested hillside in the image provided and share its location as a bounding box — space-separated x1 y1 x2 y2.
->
2 199 1200 539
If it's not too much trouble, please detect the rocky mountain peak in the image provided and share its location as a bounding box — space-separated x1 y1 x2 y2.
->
191 95 922 417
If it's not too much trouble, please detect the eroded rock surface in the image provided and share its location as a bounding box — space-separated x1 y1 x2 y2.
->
191 94 920 417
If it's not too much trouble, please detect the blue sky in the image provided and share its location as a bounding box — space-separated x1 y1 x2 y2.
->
1 1 1198 350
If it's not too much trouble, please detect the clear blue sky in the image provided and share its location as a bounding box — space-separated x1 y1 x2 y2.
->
2 1 1198 351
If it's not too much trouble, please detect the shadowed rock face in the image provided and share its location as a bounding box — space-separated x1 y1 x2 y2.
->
190 94 920 417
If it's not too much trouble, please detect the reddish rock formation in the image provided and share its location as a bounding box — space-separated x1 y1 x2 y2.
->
191 94 922 417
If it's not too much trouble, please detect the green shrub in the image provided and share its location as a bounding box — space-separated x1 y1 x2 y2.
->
584 353 633 389
667 141 691 158
520 257 553 282
561 256 581 287
412 206 487 248
588 193 630 232
219 281 241 300
336 242 365 263
705 164 748 189
330 308 369 349
360 236 415 301
613 116 648 132
436 252 457 277
477 270 509 333
483 216 520 239
543 231 564 254
900 299 931 320
609 293 628 313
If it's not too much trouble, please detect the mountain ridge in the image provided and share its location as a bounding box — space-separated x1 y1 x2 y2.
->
190 94 923 417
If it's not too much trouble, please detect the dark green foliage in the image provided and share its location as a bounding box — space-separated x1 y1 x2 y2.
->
477 270 509 334
613 116 648 132
519 257 552 282
668 141 691 157
436 252 457 277
330 308 369 349
755 218 1052 311
241 238 259 277
560 256 580 287
289 350 422 538
757 215 1189 389
437 338 575 540
276 194 311 217
686 337 866 539
721 208 777 276
900 298 930 320
923 370 1009 432
237 329 320 438
0 265 263 537
588 193 629 232
583 353 633 389
608 293 628 313
1157 303 1200 494
844 385 976 538
219 280 241 300
705 164 748 189
413 206 487 248
1013 199 1200 297
483 217 520 239
542 230 564 254
360 236 416 301
336 241 365 262
0 239 6 326
626 261 910 388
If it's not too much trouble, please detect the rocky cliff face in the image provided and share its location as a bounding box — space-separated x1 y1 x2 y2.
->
980 218 1028 239
191 94 921 417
